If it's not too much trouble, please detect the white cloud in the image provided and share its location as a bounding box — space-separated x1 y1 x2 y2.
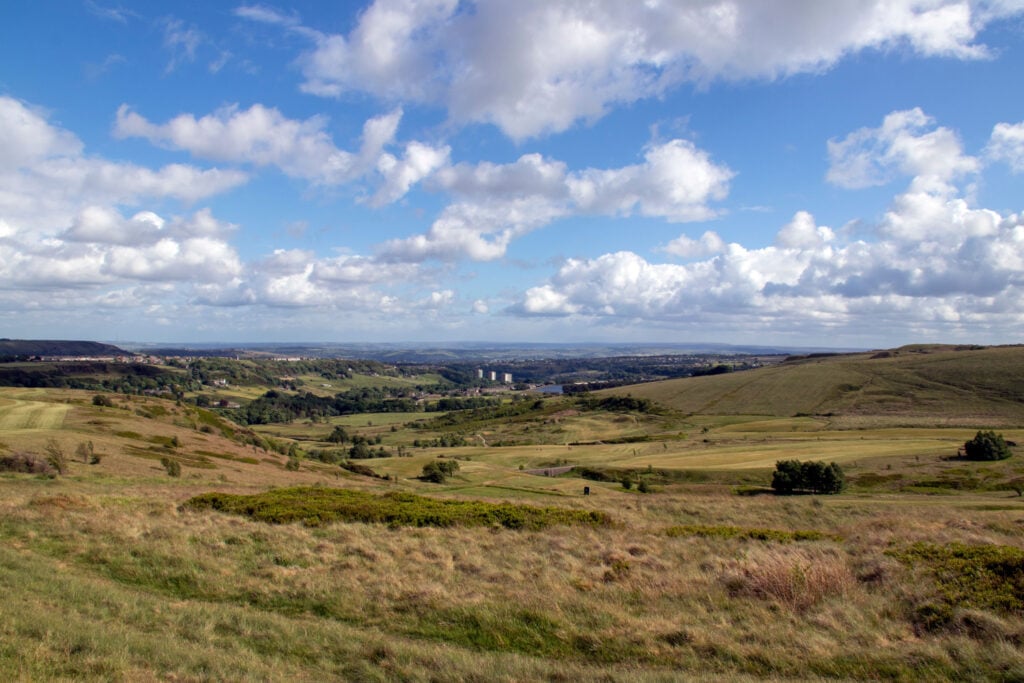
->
661 230 727 258
380 197 567 262
775 211 835 249
161 17 202 73
568 140 733 222
384 139 731 262
988 121 1024 172
513 109 1024 338
372 141 451 206
115 103 446 200
0 96 247 237
827 108 979 191
515 199 1024 329
261 0 1022 139
0 98 82 168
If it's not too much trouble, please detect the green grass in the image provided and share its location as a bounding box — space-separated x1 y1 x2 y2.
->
184 486 612 529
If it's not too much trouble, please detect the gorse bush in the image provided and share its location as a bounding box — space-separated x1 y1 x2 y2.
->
160 457 181 477
962 430 1012 461
771 460 845 495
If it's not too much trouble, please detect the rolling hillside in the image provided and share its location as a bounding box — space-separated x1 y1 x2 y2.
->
614 345 1024 424
0 339 128 357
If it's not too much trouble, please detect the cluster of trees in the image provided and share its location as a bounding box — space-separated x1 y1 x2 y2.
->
412 434 468 448
233 388 420 425
420 459 460 483
771 460 845 495
578 395 655 413
962 430 1013 461
0 363 191 395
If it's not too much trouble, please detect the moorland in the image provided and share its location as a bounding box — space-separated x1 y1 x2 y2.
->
1 343 1024 681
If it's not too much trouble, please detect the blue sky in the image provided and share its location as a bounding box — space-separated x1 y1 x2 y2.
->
1 1 1023 347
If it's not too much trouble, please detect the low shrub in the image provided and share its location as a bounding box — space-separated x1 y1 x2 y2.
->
160 457 181 477
183 486 611 530
43 439 67 475
890 542 1024 620
0 452 57 477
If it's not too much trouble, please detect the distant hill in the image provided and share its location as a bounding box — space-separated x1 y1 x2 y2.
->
611 345 1024 424
0 339 129 358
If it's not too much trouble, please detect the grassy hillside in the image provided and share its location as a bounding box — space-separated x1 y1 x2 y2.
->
4 348 1024 680
0 339 128 357
616 345 1024 425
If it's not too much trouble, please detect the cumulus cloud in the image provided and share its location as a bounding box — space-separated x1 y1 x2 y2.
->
244 0 1023 139
988 121 1024 172
513 109 1024 339
115 103 448 200
0 96 247 235
380 197 567 262
661 230 727 258
383 139 731 262
0 94 257 315
827 108 979 191
775 211 835 249
515 204 1024 329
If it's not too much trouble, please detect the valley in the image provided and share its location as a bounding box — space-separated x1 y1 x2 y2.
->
1 344 1024 680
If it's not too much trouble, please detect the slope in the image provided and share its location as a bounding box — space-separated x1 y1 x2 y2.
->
613 345 1024 424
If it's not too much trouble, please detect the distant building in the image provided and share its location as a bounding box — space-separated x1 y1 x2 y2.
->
489 371 497 381
502 373 513 384
476 368 484 379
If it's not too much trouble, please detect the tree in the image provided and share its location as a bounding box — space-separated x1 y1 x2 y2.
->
963 430 1012 461
326 425 350 444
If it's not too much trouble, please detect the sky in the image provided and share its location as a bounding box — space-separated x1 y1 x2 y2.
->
1 1 1024 348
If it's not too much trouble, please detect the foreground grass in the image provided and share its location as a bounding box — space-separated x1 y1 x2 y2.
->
3 473 1024 681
